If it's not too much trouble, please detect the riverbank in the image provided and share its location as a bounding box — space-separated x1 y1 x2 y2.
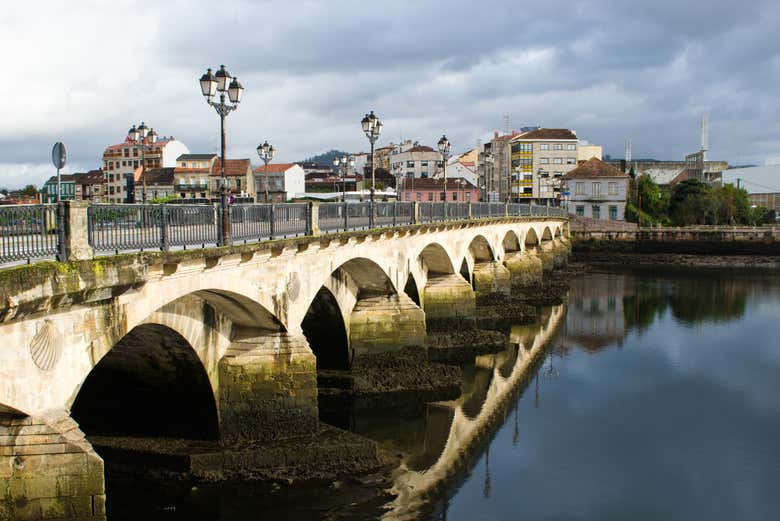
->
575 251 780 269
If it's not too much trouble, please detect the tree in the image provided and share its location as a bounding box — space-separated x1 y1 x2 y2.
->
21 184 39 197
670 179 713 226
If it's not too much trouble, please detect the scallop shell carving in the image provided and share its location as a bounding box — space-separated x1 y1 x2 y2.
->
29 320 62 371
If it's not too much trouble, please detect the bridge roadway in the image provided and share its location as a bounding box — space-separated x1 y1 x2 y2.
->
0 213 569 521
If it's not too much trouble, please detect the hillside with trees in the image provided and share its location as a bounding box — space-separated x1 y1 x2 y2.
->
302 150 351 166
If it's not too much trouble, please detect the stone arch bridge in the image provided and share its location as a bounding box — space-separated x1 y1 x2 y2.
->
0 216 568 520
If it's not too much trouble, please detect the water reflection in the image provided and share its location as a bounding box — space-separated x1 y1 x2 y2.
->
424 269 780 521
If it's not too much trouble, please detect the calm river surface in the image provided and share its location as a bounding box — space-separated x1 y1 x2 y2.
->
107 268 780 520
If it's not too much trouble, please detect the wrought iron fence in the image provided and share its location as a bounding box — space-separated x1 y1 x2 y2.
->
318 202 349 233
373 202 414 227
0 204 58 264
445 202 470 220
88 204 219 252
231 203 309 242
418 202 445 223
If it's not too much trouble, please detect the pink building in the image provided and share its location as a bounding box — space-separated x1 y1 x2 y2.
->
399 177 479 203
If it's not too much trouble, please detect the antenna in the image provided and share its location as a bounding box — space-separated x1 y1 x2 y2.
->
503 114 510 136
700 113 709 161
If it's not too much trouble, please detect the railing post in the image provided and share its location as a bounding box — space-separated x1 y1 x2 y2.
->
505 202 510 217
308 201 320 236
369 200 375 228
467 202 473 220
60 200 93 262
393 201 397 226
412 201 420 224
160 204 169 251
270 203 276 239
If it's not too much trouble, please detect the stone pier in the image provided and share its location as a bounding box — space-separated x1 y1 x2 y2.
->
422 274 476 325
552 238 571 268
472 262 511 296
504 251 543 288
538 242 556 271
218 331 318 444
0 413 105 521
349 294 426 358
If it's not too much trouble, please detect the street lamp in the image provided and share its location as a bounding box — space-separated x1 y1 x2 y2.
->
333 154 354 202
361 111 382 205
256 141 275 203
437 135 452 203
126 122 158 203
199 64 244 245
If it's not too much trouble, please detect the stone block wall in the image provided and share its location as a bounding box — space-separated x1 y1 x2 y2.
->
0 414 105 521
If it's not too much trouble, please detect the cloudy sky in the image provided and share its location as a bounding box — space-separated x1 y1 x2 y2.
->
2 0 779 188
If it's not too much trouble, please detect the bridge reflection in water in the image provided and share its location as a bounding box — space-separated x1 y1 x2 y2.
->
368 304 568 520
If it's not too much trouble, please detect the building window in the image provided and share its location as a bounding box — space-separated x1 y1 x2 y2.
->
566 157 577 164
576 205 584 216
593 205 601 219
575 182 585 195
428 192 433 201
439 192 445 201
407 161 415 168
540 158 549 164
609 205 618 220
553 158 563 164
417 193 422 201
466 192 471 200
452 192 457 201
608 182 618 195
567 144 576 150
405 193 410 201
554 144 563 150
539 144 549 151
592 182 601 195
132 148 138 157
420 161 428 167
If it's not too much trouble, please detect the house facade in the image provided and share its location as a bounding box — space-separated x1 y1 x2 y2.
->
564 158 629 221
398 177 479 203
174 154 216 201
102 133 189 203
390 145 442 181
211 159 254 199
134 168 176 202
254 163 306 202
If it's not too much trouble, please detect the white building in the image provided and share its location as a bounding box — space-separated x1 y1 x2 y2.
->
446 159 478 186
254 163 306 202
564 158 630 221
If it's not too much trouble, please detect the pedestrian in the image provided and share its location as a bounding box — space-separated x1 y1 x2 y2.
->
228 193 235 205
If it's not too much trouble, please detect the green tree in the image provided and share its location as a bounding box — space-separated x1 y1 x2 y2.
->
669 179 715 226
21 184 39 197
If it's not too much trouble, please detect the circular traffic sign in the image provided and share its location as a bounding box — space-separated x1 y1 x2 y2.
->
51 142 67 169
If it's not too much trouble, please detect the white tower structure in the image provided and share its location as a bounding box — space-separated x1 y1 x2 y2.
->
700 113 709 162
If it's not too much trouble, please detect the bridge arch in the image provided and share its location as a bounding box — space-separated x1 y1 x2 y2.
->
418 242 456 276
524 228 540 249
541 226 554 242
71 323 220 440
467 235 495 263
502 230 522 255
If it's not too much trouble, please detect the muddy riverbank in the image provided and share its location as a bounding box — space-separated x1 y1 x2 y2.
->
574 251 780 269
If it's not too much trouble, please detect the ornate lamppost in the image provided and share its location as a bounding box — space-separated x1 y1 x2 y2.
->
333 154 354 202
437 135 452 203
199 65 244 245
127 122 158 203
257 141 275 203
360 111 382 205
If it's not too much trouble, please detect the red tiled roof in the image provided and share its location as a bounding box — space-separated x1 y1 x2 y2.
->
516 128 577 141
564 158 629 180
405 146 436 153
103 138 173 151
252 162 299 174
212 158 251 176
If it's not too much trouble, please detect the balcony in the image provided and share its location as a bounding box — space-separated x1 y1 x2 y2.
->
175 183 209 191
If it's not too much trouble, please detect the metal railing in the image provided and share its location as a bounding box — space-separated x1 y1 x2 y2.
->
0 204 59 264
1 200 568 266
231 203 309 243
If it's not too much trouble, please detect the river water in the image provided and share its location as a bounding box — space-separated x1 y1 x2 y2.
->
106 268 780 520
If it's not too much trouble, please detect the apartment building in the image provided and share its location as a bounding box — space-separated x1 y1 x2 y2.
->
478 132 520 202
509 128 578 204
390 145 442 180
42 170 104 203
134 168 176 202
174 154 217 200
101 134 189 203
564 158 629 221
211 159 254 199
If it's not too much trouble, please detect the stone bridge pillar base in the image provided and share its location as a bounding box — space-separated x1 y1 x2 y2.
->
350 294 426 360
218 331 318 444
538 243 556 272
552 239 571 268
423 274 476 326
0 412 105 521
504 251 543 288
472 262 511 297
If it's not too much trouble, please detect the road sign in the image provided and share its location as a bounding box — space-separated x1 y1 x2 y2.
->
51 142 67 169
